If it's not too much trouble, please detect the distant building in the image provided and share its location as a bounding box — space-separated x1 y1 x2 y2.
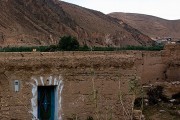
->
153 37 180 46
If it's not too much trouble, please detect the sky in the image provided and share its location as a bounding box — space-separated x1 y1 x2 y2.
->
61 0 180 20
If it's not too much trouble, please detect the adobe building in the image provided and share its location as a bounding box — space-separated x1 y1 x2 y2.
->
0 45 179 120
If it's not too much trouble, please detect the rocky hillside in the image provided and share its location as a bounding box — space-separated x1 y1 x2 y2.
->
0 0 152 47
109 12 180 40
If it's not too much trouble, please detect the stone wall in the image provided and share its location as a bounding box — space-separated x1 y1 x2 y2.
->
0 44 179 120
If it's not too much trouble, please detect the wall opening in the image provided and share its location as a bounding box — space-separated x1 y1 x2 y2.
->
38 86 57 120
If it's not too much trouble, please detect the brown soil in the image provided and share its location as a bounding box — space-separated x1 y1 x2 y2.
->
0 0 152 47
109 12 180 40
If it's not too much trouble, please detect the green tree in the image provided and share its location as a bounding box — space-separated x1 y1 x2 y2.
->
58 36 79 51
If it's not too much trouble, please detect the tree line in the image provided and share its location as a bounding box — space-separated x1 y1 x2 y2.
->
0 35 163 52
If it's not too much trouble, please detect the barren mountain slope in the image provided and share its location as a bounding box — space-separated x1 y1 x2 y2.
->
109 12 180 39
58 1 153 46
0 0 78 46
0 0 152 47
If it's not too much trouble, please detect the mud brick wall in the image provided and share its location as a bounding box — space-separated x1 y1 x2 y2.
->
136 44 180 84
0 44 179 120
0 52 136 120
162 45 180 81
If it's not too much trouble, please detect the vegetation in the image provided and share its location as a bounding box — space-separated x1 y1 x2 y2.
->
172 92 180 99
58 36 79 51
134 97 144 108
147 86 169 105
78 45 164 51
172 92 180 105
0 45 164 52
143 103 180 120
134 86 180 120
0 36 164 52
0 46 49 52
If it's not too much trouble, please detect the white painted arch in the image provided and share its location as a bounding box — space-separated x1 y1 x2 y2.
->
29 75 64 120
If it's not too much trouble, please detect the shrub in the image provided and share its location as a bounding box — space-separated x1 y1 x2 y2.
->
44 45 58 52
58 36 79 51
79 44 90 51
172 92 180 99
134 97 143 108
147 86 168 105
0 46 49 52
172 92 180 105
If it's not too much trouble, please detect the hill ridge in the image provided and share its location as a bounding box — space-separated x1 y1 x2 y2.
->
109 12 180 40
0 0 152 47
